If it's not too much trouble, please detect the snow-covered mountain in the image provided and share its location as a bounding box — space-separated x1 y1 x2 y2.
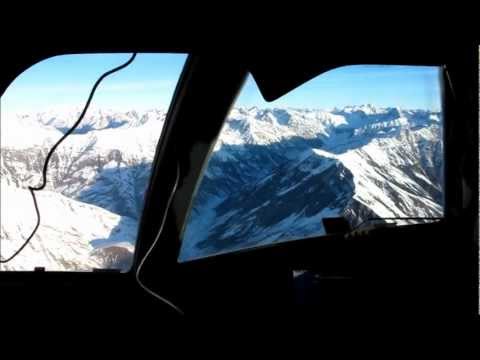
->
0 179 137 271
13 108 166 134
1 105 444 269
179 106 443 260
1 109 166 271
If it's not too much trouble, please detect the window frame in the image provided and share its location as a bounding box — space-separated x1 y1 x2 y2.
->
1 41 475 317
176 65 450 263
0 53 462 278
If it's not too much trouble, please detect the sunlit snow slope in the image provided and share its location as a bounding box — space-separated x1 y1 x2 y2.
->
1 106 443 268
180 106 443 260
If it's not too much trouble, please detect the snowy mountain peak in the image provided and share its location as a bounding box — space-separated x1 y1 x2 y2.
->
5 108 168 135
1 106 443 268
340 104 379 114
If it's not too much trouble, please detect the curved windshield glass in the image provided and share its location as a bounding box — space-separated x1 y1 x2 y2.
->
179 65 444 262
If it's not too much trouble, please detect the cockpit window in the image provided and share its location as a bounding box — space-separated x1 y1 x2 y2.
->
179 65 444 262
0 53 187 272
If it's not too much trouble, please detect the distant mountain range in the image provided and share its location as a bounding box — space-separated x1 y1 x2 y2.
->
0 106 444 270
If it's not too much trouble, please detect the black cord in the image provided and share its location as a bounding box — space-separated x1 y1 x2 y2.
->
0 53 137 263
348 216 443 233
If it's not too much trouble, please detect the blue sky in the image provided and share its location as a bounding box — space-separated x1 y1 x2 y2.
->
237 65 442 111
1 53 442 116
1 53 188 115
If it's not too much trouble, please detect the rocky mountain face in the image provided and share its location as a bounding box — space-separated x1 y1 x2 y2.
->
0 106 444 269
179 106 444 260
1 109 165 271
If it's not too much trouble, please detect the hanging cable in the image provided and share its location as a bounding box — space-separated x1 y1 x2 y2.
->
0 53 137 263
135 161 184 316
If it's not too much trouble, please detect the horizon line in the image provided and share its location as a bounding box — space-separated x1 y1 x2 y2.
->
2 103 442 118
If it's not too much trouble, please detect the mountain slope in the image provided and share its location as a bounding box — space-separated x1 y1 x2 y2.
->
1 106 444 267
0 180 136 271
179 106 444 260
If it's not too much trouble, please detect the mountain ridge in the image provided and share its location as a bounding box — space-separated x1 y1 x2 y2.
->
1 105 444 268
